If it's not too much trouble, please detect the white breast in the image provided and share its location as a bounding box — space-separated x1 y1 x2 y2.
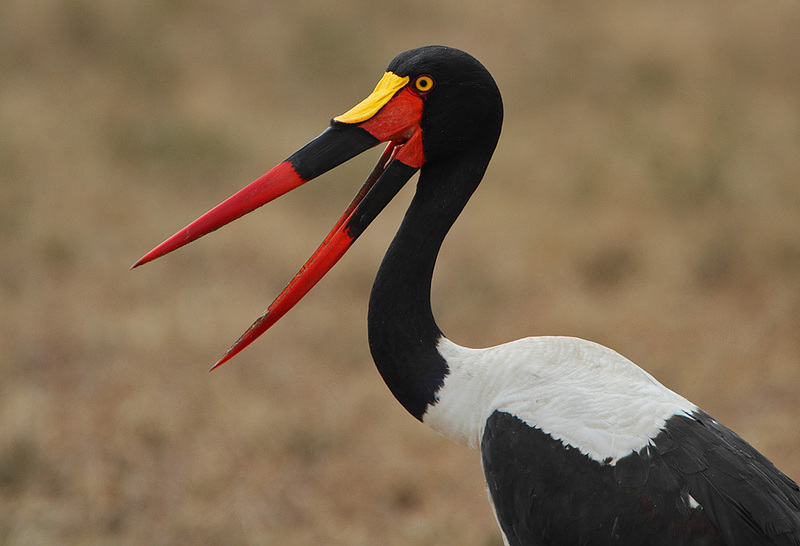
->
422 336 696 462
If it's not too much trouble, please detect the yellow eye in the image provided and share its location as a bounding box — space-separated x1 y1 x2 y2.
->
413 75 435 94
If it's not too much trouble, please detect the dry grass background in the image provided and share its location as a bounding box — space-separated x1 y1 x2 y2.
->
1 0 799 544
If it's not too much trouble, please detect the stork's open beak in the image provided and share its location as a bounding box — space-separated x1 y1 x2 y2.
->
133 72 427 369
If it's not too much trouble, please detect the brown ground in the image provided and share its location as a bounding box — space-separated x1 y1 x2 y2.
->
2 1 799 544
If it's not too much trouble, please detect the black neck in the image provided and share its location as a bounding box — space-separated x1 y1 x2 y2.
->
367 151 493 420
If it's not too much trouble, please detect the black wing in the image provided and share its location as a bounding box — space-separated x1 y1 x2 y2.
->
654 410 800 545
481 409 800 545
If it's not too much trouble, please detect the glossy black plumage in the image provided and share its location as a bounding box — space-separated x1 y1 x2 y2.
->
659 411 800 545
482 410 800 545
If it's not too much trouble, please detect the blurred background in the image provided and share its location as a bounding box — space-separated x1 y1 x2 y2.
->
1 0 799 544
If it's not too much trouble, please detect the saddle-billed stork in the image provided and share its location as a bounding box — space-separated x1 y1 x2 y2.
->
134 46 800 544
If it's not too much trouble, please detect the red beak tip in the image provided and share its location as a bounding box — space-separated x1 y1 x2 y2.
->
209 355 230 372
131 249 160 269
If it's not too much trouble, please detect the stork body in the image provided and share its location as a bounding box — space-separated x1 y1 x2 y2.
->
419 336 799 545
135 46 800 544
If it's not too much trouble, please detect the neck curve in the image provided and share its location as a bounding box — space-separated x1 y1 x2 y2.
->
367 150 494 420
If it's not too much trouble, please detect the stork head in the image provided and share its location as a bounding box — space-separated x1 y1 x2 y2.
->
133 46 502 368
